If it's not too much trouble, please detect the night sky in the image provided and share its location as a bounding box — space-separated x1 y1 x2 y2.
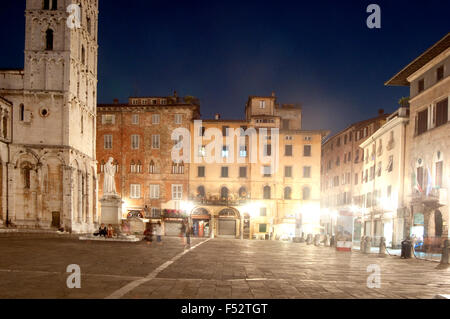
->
1 1 449 135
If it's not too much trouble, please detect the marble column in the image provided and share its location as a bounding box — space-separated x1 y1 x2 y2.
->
62 165 74 229
6 163 15 223
77 170 82 223
85 172 91 224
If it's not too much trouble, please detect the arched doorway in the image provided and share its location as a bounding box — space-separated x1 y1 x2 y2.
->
191 207 211 237
218 208 239 237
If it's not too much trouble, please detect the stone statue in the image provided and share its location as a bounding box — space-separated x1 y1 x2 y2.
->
103 157 117 196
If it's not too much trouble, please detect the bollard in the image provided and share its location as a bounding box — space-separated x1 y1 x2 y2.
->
325 234 330 247
360 236 365 252
363 236 372 254
314 234 321 246
441 239 449 265
379 236 386 256
410 236 417 258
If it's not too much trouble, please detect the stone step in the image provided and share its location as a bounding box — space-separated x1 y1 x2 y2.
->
79 234 141 242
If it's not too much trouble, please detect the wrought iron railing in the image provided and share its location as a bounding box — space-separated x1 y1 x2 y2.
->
191 197 248 206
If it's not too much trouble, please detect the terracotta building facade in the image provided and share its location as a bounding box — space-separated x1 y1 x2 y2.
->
97 95 200 235
386 33 450 248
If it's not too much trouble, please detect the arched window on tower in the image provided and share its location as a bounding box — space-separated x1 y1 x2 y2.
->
22 163 32 189
46 29 54 50
87 17 91 35
51 0 57 10
43 0 50 10
81 46 85 64
2 113 8 138
20 104 24 122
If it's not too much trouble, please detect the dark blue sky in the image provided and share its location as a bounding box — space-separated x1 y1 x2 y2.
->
1 1 449 134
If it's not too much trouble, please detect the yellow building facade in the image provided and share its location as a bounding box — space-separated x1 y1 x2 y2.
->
187 94 327 239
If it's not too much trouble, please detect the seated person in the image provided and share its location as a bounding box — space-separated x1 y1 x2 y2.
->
94 223 108 237
107 224 114 238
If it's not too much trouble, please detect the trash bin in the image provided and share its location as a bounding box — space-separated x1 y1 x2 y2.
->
401 237 412 259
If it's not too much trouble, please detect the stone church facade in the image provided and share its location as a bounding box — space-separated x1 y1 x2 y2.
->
0 0 99 233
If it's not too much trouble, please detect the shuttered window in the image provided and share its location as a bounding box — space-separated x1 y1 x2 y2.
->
131 135 140 149
130 184 141 199
435 98 448 128
104 135 112 149
417 109 428 135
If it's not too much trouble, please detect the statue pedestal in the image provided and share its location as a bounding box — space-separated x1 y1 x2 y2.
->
128 217 149 235
100 195 123 226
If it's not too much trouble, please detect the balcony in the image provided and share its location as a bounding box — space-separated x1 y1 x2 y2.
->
161 209 188 219
411 188 447 207
190 195 249 207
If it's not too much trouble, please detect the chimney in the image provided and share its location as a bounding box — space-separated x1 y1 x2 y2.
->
271 91 276 97
113 98 119 105
215 113 221 120
378 109 384 116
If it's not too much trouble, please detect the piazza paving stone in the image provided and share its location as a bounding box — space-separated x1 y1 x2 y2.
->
0 235 448 299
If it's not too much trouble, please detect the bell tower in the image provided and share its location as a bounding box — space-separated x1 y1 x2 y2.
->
22 0 98 158
3 0 100 233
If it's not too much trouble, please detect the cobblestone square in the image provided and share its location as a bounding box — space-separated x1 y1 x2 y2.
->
0 235 448 299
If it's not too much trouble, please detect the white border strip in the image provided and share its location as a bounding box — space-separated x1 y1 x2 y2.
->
105 238 211 299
